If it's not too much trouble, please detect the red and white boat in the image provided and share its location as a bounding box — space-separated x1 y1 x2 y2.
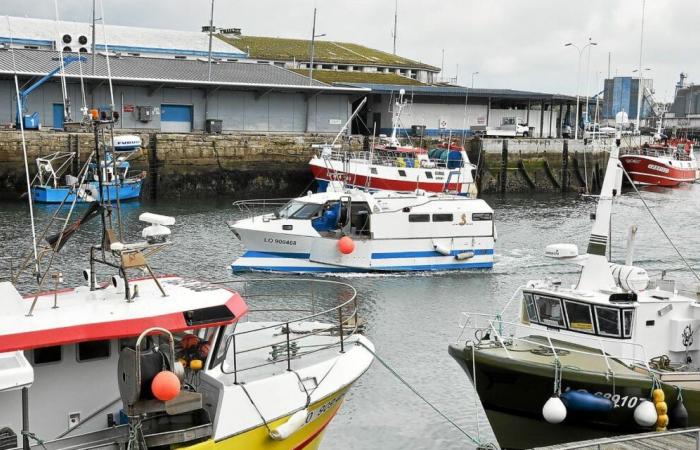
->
620 138 698 186
309 89 478 197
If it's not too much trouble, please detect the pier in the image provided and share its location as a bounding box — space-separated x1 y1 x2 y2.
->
536 428 700 450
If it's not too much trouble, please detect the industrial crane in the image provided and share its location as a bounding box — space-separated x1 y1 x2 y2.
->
16 55 86 130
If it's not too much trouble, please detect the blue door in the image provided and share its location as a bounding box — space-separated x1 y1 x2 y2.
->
160 104 193 132
53 103 64 129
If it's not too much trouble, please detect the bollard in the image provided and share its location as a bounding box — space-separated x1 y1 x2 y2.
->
500 140 508 194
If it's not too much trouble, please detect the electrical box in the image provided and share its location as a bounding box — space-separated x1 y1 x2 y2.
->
136 106 154 122
205 119 223 134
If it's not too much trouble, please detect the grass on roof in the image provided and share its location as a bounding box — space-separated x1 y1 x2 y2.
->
290 69 427 86
218 35 438 71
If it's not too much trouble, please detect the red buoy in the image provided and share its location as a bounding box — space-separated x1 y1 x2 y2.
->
151 370 181 401
338 236 355 254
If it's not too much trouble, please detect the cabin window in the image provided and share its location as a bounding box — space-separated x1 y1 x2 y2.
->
623 309 634 338
278 201 321 219
564 301 594 334
472 213 493 221
77 340 111 362
534 295 565 328
432 213 453 222
398 170 407 177
425 171 433 179
371 168 378 175
524 293 538 322
408 214 430 223
595 306 621 337
33 346 62 365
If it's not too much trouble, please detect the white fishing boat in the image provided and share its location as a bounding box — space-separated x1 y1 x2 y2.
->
228 184 495 273
1 73 374 450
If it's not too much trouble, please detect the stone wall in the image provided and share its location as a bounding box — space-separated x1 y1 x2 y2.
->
0 131 364 200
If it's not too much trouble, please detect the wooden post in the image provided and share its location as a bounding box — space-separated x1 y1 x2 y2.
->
540 100 545 138
562 139 569 193
148 133 158 200
500 139 508 194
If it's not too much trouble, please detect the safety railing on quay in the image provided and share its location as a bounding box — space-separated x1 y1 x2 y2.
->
543 427 700 450
457 312 652 372
208 278 361 384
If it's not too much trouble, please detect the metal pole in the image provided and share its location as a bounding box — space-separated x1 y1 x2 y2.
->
207 0 215 82
22 387 29 450
308 8 317 85
392 0 398 54
635 0 646 140
91 0 96 75
574 47 582 139
583 38 593 133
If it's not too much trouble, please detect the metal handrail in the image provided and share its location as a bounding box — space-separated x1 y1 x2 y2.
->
208 278 360 384
548 427 700 449
624 147 693 161
459 314 652 371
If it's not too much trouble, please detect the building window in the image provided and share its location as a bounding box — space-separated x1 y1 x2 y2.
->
33 346 62 365
77 340 111 362
432 213 453 222
408 214 430 223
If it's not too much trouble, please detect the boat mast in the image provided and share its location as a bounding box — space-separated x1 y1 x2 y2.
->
635 0 646 143
392 0 398 55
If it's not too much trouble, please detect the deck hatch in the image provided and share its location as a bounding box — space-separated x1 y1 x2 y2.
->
184 305 235 326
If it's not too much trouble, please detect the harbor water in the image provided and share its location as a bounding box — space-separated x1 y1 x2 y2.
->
2 184 700 450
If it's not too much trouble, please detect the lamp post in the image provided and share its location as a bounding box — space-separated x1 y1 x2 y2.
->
308 8 326 85
565 39 597 139
471 71 479 89
207 0 215 82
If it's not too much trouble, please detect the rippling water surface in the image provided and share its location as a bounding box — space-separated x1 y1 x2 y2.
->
2 183 700 450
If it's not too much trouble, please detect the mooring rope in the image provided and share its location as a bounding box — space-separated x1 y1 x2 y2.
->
357 341 497 449
619 163 700 283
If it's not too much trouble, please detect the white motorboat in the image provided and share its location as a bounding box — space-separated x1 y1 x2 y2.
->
228 184 495 273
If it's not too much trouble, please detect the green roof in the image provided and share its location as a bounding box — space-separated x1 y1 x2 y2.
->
290 69 427 86
218 35 439 71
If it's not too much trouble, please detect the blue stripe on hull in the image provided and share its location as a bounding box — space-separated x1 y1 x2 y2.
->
231 261 493 273
242 249 492 260
242 251 312 259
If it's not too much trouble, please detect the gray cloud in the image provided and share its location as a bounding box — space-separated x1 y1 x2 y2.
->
2 0 694 102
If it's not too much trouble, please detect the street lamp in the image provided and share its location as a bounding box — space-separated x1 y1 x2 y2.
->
308 8 326 85
471 71 479 89
565 39 597 139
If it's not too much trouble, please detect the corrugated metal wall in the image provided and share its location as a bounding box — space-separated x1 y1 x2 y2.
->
0 79 349 133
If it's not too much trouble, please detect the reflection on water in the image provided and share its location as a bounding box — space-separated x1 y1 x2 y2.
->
2 184 700 449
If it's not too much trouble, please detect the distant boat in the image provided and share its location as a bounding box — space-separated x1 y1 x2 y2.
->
620 138 698 186
31 150 144 203
309 89 478 197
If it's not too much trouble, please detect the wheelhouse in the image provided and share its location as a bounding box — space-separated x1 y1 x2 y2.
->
521 290 635 339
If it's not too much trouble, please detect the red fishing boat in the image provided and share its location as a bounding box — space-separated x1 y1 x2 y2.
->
620 138 698 186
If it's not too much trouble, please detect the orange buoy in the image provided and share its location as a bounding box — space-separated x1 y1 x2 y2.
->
338 236 355 254
151 370 181 401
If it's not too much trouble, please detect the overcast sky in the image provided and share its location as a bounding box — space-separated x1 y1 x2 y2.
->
2 0 696 102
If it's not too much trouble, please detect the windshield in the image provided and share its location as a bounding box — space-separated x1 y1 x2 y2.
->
277 201 322 219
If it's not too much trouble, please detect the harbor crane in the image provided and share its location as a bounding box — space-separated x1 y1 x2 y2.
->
16 55 86 130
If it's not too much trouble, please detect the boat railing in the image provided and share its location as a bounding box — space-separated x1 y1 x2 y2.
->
319 149 476 170
624 147 693 161
231 198 291 219
210 278 361 383
457 313 651 371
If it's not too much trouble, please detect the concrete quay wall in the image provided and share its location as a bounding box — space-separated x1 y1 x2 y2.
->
0 132 647 199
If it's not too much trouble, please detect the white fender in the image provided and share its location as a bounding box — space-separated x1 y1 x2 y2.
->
269 408 308 440
634 400 657 427
542 396 567 424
